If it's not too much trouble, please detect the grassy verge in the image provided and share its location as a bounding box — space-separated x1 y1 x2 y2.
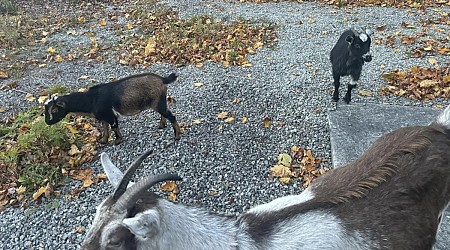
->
0 104 99 210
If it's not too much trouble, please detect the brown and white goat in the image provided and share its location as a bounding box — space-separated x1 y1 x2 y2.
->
81 106 450 250
44 72 181 145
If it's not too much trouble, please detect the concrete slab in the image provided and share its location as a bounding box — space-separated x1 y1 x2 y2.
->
328 104 448 249
328 104 440 168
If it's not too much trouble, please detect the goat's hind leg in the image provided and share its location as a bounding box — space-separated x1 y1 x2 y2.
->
160 110 181 140
332 71 341 102
159 116 167 129
156 96 181 140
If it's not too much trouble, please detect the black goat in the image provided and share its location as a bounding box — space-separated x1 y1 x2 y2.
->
330 28 372 103
44 72 181 145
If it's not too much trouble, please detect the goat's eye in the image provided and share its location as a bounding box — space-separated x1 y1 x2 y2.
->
109 239 123 247
51 108 59 113
354 44 361 49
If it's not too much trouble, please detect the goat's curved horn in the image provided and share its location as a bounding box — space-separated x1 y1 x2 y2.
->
350 28 359 36
112 149 154 201
113 173 182 212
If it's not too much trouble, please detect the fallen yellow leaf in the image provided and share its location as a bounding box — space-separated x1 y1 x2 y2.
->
25 93 35 102
217 112 228 119
77 16 85 23
54 55 64 62
47 47 56 53
194 82 204 87
444 75 450 84
0 70 8 79
98 19 107 26
69 144 81 155
359 90 373 97
144 37 156 56
70 168 94 188
168 192 177 202
0 107 5 113
160 181 177 192
32 186 46 201
126 23 133 30
241 117 248 124
193 119 201 125
279 177 291 184
423 45 433 51
37 96 48 104
225 117 235 124
428 58 438 65
271 165 292 178
263 117 271 128
419 80 438 88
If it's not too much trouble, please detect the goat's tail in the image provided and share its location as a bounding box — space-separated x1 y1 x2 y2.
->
435 105 450 129
162 73 178 85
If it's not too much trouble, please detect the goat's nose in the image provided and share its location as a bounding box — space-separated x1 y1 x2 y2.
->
363 54 372 62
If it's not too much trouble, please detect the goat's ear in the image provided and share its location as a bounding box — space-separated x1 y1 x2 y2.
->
345 35 354 44
55 99 66 109
122 209 160 238
101 152 124 188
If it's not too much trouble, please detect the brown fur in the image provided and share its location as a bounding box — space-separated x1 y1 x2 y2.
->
243 124 450 249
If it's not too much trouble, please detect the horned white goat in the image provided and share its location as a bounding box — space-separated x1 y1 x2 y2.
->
81 105 450 250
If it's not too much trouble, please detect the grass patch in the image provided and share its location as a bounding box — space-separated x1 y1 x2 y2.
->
0 0 17 14
46 84 70 95
0 106 99 209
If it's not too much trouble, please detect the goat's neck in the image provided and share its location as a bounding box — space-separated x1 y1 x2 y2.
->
64 92 94 113
153 199 252 250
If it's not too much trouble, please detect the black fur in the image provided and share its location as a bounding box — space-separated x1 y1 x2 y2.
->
44 72 181 145
330 29 372 104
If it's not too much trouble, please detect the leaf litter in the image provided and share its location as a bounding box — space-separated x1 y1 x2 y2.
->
270 146 329 188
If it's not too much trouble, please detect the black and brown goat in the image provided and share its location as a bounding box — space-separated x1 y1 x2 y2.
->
44 72 181 145
330 28 373 103
81 106 450 249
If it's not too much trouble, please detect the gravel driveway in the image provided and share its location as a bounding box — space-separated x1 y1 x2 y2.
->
0 1 449 249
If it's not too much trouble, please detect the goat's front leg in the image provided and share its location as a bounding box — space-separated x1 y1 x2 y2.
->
98 122 110 144
110 116 123 145
332 71 341 102
343 78 358 104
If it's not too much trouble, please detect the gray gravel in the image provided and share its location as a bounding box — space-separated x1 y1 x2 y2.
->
0 1 449 249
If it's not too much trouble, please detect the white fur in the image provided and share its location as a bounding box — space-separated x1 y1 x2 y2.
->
349 79 358 86
261 211 375 250
359 33 368 42
436 105 450 128
123 209 160 238
248 188 314 214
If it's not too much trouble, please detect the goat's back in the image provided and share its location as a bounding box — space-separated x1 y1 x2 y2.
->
315 124 450 249
243 124 449 249
91 73 170 116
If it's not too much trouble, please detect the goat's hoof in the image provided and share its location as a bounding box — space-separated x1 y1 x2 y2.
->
174 135 181 140
332 97 339 102
343 98 351 104
98 137 108 144
114 138 123 145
